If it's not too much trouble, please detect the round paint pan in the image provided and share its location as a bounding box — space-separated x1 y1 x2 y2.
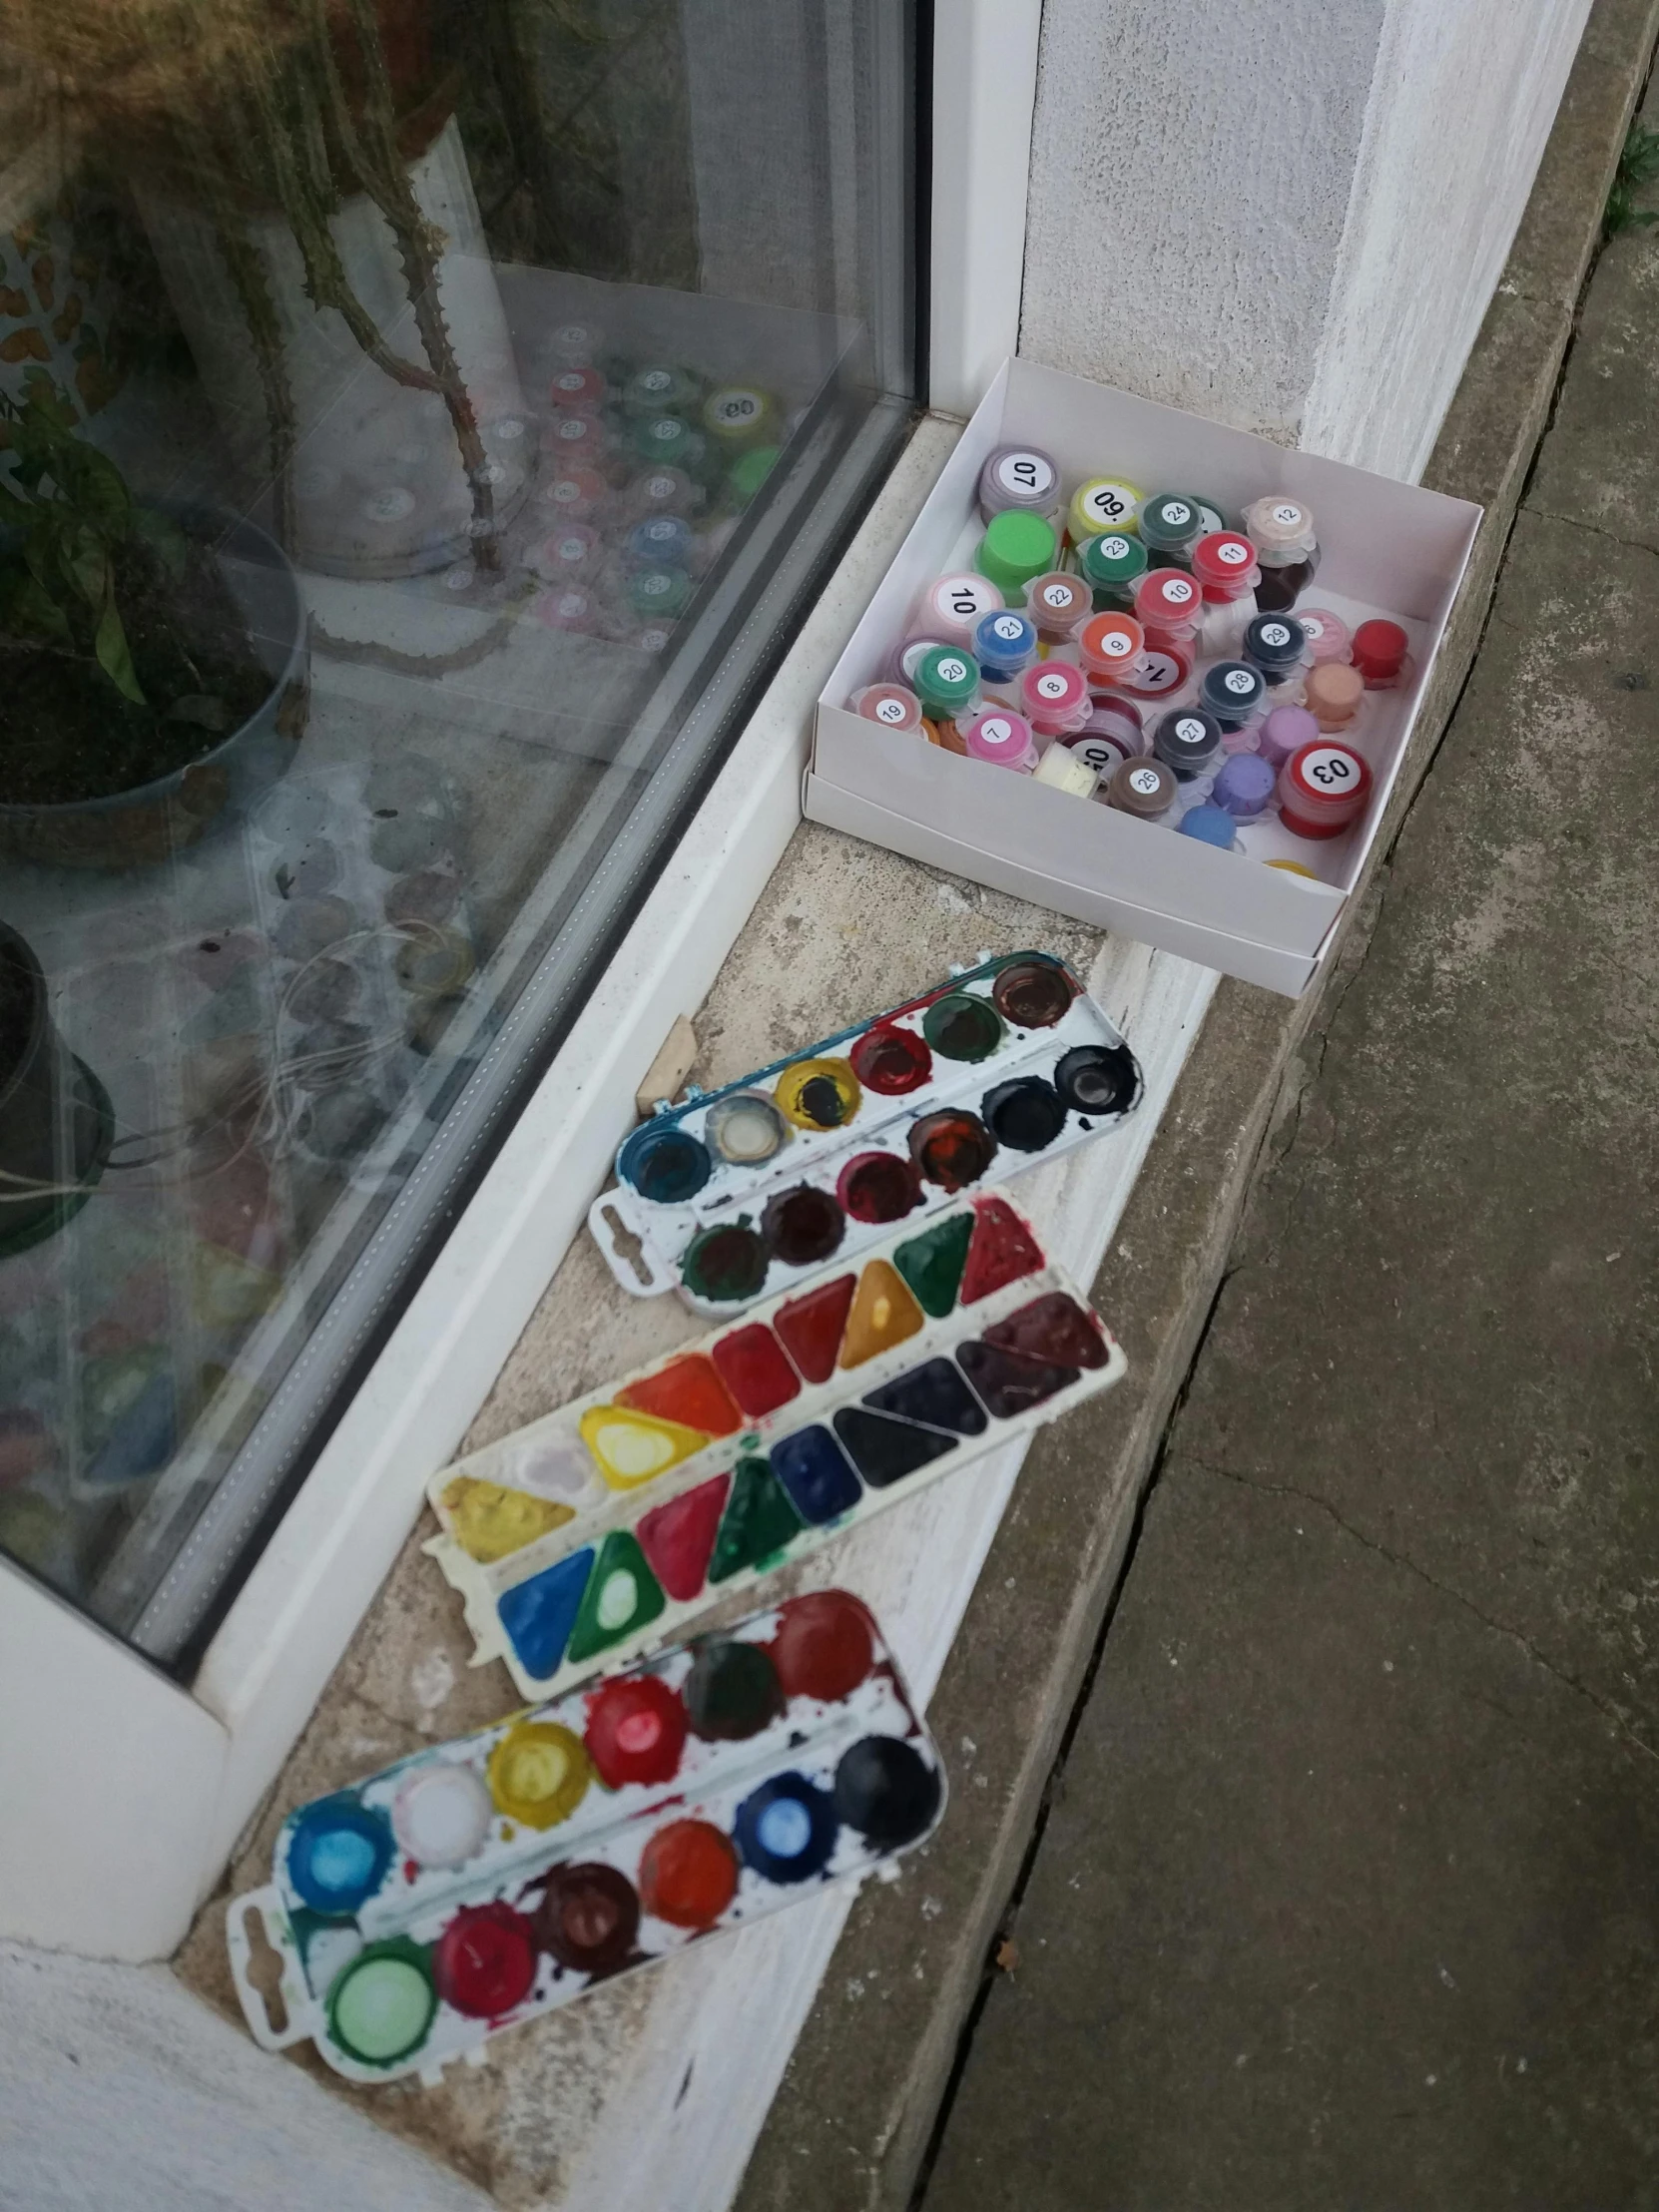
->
617 1122 713 1205
535 1863 640 1973
432 1903 538 2019
681 1222 770 1304
583 1675 688 1789
831 1736 942 1850
760 1183 845 1268
770 1590 875 1703
920 992 1004 1063
684 1637 783 1740
391 1763 493 1870
285 1798 394 1917
989 957 1077 1030
705 1091 788 1166
637 1818 740 1929
325 1939 437 2067
981 1076 1067 1153
1053 1044 1142 1119
485 1722 591 1829
774 1056 861 1132
907 1110 998 1192
848 1022 931 1095
734 1772 838 1885
836 1151 920 1225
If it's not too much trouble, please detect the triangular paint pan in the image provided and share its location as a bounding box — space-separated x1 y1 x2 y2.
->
565 1530 666 1663
774 1274 855 1384
838 1259 924 1370
614 1354 742 1438
892 1212 973 1319
440 1475 575 1564
831 1406 958 1489
496 1547 594 1679
708 1454 805 1582
956 1340 1079 1418
985 1292 1109 1371
579 1404 710 1489
636 1472 731 1602
862 1359 987 1437
958 1196 1046 1305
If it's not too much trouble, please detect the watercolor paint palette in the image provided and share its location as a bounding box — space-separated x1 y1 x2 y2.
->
588 950 1142 1315
227 1591 943 2084
427 1190 1126 1703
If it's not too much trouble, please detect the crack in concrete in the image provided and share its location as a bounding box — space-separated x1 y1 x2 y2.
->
1520 501 1659 562
1186 1454 1659 1766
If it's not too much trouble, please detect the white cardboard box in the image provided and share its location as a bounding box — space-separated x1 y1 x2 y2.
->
807 358 1480 996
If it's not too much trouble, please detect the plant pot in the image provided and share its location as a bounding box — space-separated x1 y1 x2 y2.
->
0 921 113 1257
0 508 309 869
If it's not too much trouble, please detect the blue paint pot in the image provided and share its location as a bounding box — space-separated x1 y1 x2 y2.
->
734 1772 838 1885
617 1122 713 1205
285 1798 394 1916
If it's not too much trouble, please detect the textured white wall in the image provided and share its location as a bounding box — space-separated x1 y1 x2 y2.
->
1021 0 1594 479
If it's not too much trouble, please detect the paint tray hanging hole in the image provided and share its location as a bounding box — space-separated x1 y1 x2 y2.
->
587 1192 666 1295
227 1889 309 2050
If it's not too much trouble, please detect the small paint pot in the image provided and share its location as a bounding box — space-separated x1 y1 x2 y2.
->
971 608 1040 688
1024 570 1092 643
1069 476 1144 542
535 1864 640 1973
831 1735 943 1849
1138 492 1207 571
1120 641 1192 704
978 443 1062 521
326 1940 437 2067
1212 753 1278 820
919 570 1005 646
539 465 608 523
629 566 691 621
1352 618 1410 687
908 1109 998 1190
1065 700 1145 781
1032 743 1097 798
1054 1043 1141 1117
433 1903 538 2019
1075 530 1149 612
892 632 952 689
977 510 1060 604
914 646 981 725
1077 611 1145 692
1278 740 1373 838
1177 804 1239 851
836 1151 922 1225
735 1772 839 1885
684 1638 784 1740
485 1721 591 1829
849 1022 931 1095
990 956 1077 1029
623 465 699 523
851 682 923 735
961 707 1038 771
286 1798 394 1916
705 1091 789 1166
384 867 462 929
583 1675 688 1790
529 524 601 585
391 1763 493 1870
921 992 1004 1062
1243 613 1309 691
1191 531 1261 602
394 926 474 1002
761 1184 846 1268
1198 661 1268 734
624 515 695 573
1152 707 1223 782
1303 662 1366 732
681 1223 770 1304
770 1590 876 1702
1243 494 1320 611
535 586 600 635
1105 757 1177 821
549 364 606 412
981 1075 1068 1152
703 384 778 446
1133 567 1203 648
625 363 700 416
617 1121 713 1204
1018 663 1090 739
1258 703 1320 770
638 1819 740 1929
775 1056 861 1132
1296 608 1351 665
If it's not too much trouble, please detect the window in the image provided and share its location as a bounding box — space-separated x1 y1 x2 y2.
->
0 0 921 1663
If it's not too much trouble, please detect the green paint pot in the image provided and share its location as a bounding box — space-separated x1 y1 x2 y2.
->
326 1938 437 2067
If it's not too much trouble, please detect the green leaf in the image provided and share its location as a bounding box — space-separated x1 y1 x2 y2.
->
94 595 146 704
0 567 71 643
59 527 110 610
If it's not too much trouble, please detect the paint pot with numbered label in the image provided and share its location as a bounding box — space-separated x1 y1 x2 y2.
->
851 683 923 736
1303 661 1365 732
977 511 1059 604
1211 752 1278 819
1018 661 1091 738
1352 619 1410 688
1243 495 1320 611
534 586 600 635
961 708 1038 772
978 444 1062 521
1105 756 1177 822
1152 707 1222 783
1133 568 1203 651
703 385 778 448
529 525 600 585
1137 494 1206 572
891 633 952 688
549 364 606 413
624 515 695 574
971 609 1039 688
1192 532 1262 604
625 364 701 417
623 465 700 523
1024 571 1092 644
1278 740 1372 838
1243 613 1308 693
921 571 1005 645
1075 530 1148 612
1032 742 1097 798
1068 477 1144 542
914 647 981 725
1258 703 1319 769
1064 699 1145 778
540 466 608 524
629 566 690 621
1198 661 1267 734
1120 641 1193 705
1296 608 1351 665
1077 611 1145 693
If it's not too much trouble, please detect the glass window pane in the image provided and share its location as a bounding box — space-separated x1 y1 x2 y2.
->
0 0 918 1657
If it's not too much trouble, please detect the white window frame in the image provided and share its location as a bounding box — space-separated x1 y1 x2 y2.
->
0 0 1046 1963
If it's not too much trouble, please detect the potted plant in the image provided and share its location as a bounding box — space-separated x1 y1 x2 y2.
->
0 388 308 866
0 918 112 1256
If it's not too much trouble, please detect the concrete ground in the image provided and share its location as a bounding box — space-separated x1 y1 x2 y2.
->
914 71 1659 2212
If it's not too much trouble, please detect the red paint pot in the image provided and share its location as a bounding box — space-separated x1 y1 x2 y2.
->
584 1675 688 1790
535 1864 640 1973
1277 740 1373 839
849 1022 931 1095
836 1151 920 1225
638 1819 739 1928
432 1902 537 2018
771 1591 875 1703
1351 618 1409 688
